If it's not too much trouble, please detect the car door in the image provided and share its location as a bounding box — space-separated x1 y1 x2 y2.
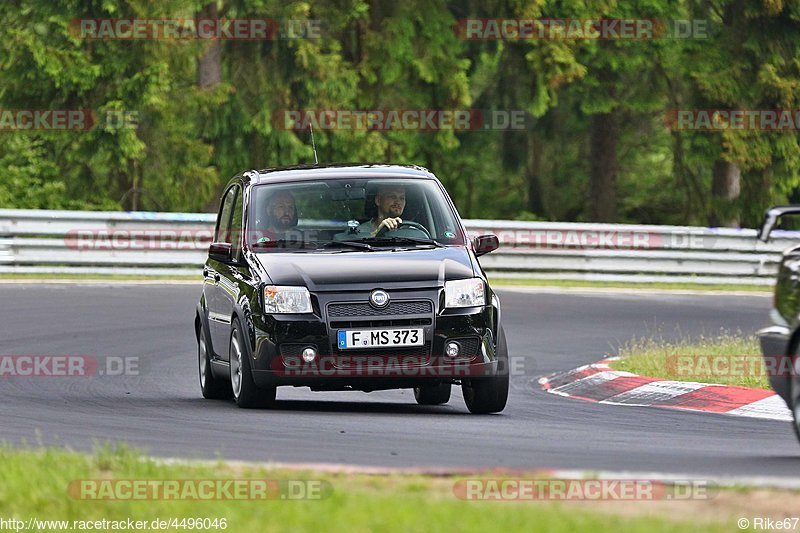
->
215 187 245 363
205 185 238 357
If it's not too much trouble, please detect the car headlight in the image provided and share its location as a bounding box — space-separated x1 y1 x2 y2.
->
444 278 485 308
263 286 313 313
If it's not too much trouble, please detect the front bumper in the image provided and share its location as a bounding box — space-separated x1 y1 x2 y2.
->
757 323 792 405
247 289 500 390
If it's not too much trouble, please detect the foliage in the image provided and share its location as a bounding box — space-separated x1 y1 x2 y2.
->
0 0 798 227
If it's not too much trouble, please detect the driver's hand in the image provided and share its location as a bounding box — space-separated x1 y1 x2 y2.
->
373 217 402 236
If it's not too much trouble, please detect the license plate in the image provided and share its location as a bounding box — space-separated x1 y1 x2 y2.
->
337 328 424 349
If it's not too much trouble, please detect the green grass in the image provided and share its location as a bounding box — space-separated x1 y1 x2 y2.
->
611 332 768 389
488 277 770 293
0 445 735 533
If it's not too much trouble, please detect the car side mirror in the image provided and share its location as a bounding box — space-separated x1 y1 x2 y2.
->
209 242 233 262
473 234 499 257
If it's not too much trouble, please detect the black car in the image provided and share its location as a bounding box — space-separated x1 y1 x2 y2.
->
758 205 800 440
195 163 508 413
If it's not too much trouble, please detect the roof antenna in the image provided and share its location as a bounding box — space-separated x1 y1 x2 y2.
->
310 123 319 165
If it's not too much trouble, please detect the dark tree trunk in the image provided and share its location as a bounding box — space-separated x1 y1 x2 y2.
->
710 159 741 227
589 111 619 222
197 3 221 89
197 2 221 213
705 0 745 227
526 132 543 214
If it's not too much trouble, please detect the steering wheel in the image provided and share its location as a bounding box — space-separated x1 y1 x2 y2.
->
375 221 432 239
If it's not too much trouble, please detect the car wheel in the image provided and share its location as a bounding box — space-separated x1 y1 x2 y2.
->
413 383 451 405
462 325 509 414
198 318 229 399
230 318 276 409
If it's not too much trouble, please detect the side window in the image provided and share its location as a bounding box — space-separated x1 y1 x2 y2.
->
230 187 244 260
215 187 237 244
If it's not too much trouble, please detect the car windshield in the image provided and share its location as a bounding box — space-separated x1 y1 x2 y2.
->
247 177 466 251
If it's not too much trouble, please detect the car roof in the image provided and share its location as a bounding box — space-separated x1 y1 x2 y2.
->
250 163 436 185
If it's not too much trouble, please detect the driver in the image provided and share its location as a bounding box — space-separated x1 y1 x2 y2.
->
358 185 406 236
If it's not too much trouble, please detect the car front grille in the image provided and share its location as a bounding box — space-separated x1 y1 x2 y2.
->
327 300 433 318
329 318 432 329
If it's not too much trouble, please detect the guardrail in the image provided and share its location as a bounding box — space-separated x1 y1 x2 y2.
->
0 208 797 284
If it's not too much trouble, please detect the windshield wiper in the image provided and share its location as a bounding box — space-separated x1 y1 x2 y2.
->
252 237 439 251
317 240 376 252
365 236 445 248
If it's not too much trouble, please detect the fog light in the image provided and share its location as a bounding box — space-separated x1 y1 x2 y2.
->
445 342 460 358
302 347 317 363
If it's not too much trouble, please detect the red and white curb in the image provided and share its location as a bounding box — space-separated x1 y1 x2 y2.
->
538 358 792 422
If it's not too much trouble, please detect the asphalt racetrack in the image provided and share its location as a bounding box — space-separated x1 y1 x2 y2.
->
2 283 798 478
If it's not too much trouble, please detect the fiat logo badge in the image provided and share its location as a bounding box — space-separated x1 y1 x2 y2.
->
369 290 390 308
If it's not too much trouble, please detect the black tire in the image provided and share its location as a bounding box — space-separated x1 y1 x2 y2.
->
413 383 451 405
197 317 230 399
462 325 509 414
230 318 276 409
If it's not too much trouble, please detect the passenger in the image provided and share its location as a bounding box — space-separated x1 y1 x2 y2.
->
256 191 298 244
265 191 298 232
